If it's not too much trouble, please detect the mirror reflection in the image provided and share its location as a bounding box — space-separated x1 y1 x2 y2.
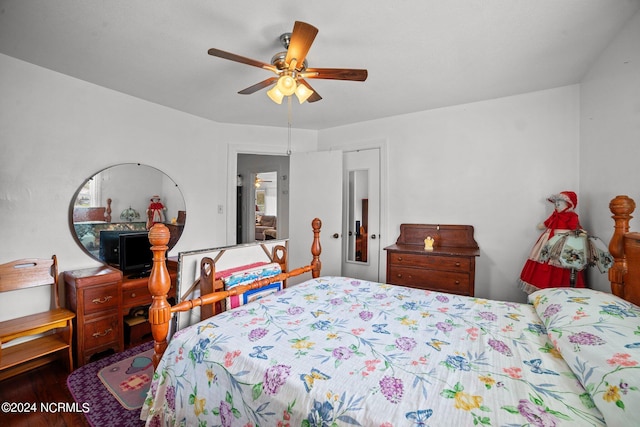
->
70 163 186 268
254 171 278 241
347 169 369 263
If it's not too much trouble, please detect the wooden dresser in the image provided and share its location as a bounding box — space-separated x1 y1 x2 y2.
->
64 266 123 367
385 224 480 296
623 232 640 306
64 260 177 367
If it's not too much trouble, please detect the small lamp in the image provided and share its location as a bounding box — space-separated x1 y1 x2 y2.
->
540 230 613 287
120 206 140 222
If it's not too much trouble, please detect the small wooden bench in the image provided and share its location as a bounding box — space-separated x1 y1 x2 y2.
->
0 256 75 381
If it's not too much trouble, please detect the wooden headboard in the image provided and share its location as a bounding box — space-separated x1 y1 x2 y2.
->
72 198 112 222
609 195 639 306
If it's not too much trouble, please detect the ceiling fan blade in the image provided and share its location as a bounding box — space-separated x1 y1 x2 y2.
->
301 68 368 81
238 77 278 95
284 21 318 70
298 79 322 103
208 48 278 73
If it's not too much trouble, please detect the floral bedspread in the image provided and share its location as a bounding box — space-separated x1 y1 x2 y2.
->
141 277 608 426
529 287 640 427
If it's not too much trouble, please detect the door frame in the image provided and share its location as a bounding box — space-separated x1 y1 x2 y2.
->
229 139 389 280
227 144 290 245
325 138 389 280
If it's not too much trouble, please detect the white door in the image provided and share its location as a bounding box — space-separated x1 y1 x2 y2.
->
342 148 381 281
289 151 342 284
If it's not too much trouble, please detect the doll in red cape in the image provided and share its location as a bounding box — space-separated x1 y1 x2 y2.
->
518 191 586 294
146 195 166 230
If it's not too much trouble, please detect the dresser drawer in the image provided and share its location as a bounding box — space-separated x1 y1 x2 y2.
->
83 315 119 349
83 284 119 313
388 266 471 295
123 281 175 306
123 284 152 307
388 252 470 272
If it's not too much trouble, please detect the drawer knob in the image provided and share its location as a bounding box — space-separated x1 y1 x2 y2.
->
397 257 403 261
131 293 136 298
455 262 461 267
455 280 460 285
92 295 113 304
92 328 113 338
396 273 403 278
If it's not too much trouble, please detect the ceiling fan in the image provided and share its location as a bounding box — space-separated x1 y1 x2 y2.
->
208 21 368 104
254 176 273 188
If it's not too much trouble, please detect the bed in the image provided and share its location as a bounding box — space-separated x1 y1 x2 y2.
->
141 196 640 426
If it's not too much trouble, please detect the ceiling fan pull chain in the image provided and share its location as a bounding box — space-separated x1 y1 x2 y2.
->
287 96 292 156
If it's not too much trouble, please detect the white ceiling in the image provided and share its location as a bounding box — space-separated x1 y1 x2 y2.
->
1 0 638 130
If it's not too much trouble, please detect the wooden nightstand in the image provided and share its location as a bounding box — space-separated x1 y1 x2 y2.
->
385 224 480 296
64 266 123 367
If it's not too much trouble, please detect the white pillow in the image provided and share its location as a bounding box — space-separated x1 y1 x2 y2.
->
529 287 640 426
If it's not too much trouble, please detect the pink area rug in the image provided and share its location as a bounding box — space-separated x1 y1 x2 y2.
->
97 347 155 410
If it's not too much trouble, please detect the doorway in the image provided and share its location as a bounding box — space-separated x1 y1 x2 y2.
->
254 171 278 241
229 143 385 281
237 154 289 244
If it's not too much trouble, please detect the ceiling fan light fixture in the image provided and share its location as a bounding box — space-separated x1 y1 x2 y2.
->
208 21 367 104
267 86 285 104
276 74 296 96
295 83 314 103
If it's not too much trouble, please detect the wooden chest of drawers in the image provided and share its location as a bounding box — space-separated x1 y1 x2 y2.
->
64 266 123 367
64 260 178 366
385 224 479 296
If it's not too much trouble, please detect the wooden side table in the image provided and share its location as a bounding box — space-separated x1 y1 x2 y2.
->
64 266 123 367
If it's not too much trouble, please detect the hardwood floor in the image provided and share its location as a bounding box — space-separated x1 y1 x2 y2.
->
0 361 89 427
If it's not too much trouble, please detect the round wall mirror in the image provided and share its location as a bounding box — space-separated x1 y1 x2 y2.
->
69 163 186 268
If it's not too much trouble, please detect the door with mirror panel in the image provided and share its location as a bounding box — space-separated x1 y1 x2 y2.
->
342 149 381 282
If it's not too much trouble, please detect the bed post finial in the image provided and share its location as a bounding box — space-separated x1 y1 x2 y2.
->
105 198 112 223
147 223 172 368
609 195 636 298
311 218 322 278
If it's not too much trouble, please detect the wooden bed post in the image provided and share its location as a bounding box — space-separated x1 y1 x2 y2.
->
609 195 636 298
147 223 172 368
105 198 112 222
311 218 322 278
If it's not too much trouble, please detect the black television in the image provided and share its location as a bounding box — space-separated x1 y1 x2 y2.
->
99 230 135 265
118 231 152 277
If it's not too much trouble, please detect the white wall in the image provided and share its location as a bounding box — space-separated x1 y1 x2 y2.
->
319 86 581 303
580 9 640 292
1 8 638 316
0 53 316 318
